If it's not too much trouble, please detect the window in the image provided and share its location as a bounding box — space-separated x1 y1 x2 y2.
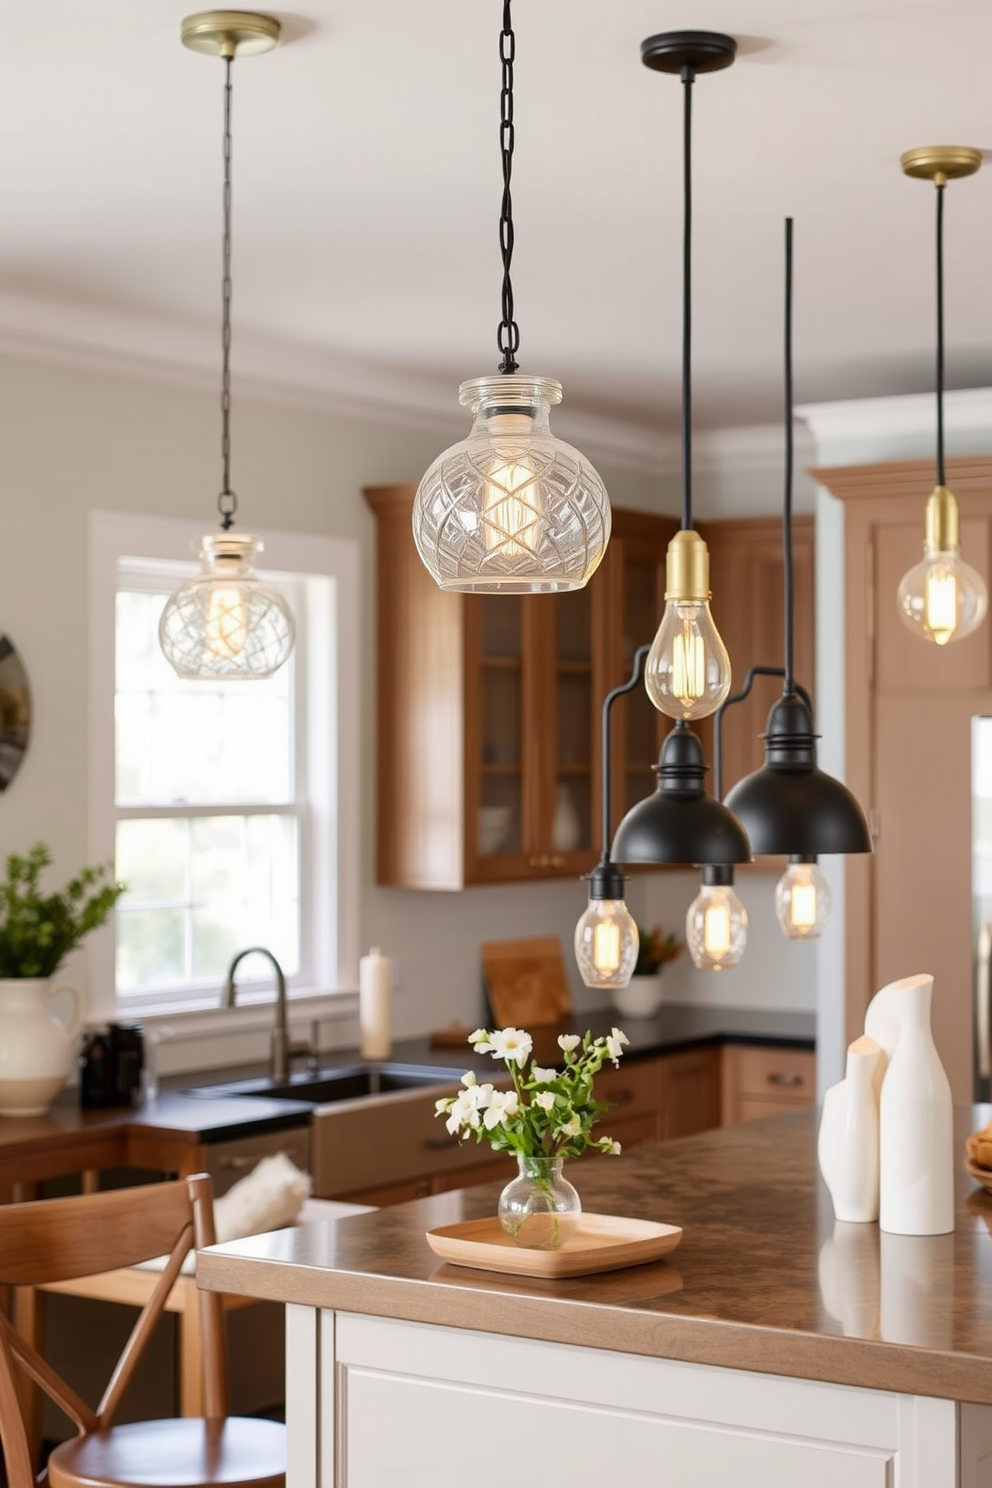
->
89 512 360 1017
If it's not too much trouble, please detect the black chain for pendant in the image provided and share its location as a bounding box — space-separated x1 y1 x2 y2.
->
218 54 237 531
496 0 519 373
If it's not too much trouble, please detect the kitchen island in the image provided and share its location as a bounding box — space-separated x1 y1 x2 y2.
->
198 1106 992 1488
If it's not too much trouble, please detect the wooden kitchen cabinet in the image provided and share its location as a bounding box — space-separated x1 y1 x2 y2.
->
699 514 815 796
816 456 992 1100
721 1043 816 1126
365 486 678 886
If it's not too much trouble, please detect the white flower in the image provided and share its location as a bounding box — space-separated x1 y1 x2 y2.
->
599 1138 622 1155
487 1027 533 1067
606 1027 630 1066
482 1089 519 1129
557 1034 580 1053
534 1091 556 1112
558 1113 582 1138
530 1065 558 1084
434 1096 452 1115
470 1029 494 1053
461 1071 477 1087
445 1087 485 1134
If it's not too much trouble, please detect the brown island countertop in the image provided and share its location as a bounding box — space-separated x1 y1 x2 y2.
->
198 1104 992 1406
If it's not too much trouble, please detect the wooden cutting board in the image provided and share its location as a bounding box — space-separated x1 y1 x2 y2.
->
481 936 573 1028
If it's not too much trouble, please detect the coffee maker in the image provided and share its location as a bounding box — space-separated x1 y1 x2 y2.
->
79 1022 145 1108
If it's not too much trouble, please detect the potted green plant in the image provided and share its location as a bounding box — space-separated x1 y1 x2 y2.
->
611 923 684 1019
0 843 125 1117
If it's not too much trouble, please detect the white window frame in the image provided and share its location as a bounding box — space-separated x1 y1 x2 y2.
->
88 510 361 1040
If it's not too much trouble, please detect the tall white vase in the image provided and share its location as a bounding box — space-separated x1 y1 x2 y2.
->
0 979 83 1117
817 1035 882 1223
870 973 953 1236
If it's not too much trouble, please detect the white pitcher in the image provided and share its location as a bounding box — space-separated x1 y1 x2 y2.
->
0 978 83 1117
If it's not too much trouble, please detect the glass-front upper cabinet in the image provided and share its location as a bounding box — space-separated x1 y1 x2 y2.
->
474 596 525 862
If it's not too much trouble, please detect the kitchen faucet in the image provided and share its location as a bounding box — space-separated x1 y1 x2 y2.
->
222 946 313 1083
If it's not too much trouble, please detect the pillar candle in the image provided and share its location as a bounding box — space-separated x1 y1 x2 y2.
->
359 946 392 1060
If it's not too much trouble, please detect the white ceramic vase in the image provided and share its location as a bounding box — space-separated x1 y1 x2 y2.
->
817 1034 882 1223
0 978 83 1117
611 974 664 1020
552 784 582 853
866 972 953 1236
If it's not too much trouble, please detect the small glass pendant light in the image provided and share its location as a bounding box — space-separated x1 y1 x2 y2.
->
896 146 986 647
775 856 830 940
685 866 748 971
160 12 294 681
641 32 735 723
412 2 611 594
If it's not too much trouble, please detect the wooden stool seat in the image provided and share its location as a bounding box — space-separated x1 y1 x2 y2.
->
48 1416 286 1488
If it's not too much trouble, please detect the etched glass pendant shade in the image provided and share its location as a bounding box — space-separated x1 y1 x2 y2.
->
685 865 747 971
775 855 830 940
574 894 639 991
159 535 294 679
413 376 610 594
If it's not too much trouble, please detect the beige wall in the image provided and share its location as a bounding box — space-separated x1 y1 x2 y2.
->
0 348 815 1054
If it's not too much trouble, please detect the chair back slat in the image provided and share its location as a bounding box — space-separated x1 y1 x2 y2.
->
0 1311 99 1434
0 1182 195 1286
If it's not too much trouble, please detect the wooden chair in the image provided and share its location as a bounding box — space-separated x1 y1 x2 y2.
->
0 1173 284 1488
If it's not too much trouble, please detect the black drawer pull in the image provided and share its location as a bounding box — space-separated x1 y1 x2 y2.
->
766 1071 803 1087
605 1088 635 1105
423 1135 455 1150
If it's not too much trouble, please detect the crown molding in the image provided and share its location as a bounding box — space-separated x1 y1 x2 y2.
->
796 387 992 450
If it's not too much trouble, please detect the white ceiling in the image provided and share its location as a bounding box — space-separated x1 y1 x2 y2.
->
1 0 990 463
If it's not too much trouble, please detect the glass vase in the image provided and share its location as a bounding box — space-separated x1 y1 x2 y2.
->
498 1155 581 1250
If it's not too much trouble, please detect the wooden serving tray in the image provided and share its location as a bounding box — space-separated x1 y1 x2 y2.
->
425 1212 683 1278
966 1158 992 1194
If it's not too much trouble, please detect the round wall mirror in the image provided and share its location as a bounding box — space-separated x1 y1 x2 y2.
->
0 636 31 791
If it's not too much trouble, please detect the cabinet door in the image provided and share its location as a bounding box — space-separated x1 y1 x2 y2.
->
465 594 529 880
658 1046 721 1139
721 1044 815 1126
538 584 600 871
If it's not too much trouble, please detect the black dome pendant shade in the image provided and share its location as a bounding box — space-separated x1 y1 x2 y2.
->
723 695 873 856
612 721 752 866
721 219 872 861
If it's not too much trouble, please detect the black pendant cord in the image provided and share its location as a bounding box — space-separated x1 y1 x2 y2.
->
783 217 794 695
218 54 236 531
935 180 946 487
496 0 519 374
679 65 695 530
598 646 650 862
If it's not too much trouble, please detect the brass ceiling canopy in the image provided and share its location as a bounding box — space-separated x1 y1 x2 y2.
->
181 10 280 59
900 145 982 186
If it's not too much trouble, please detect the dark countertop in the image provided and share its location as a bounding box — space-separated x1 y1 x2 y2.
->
199 1104 992 1406
0 1003 814 1155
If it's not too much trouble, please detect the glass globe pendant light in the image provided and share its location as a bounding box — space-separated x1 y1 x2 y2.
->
412 1 611 594
159 12 295 681
641 32 734 723
896 146 986 647
775 856 830 940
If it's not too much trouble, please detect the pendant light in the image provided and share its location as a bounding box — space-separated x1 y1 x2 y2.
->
607 31 749 872
641 32 733 723
724 220 873 874
411 1 611 594
896 146 986 646
574 649 647 991
775 855 830 939
159 11 295 681
684 675 751 970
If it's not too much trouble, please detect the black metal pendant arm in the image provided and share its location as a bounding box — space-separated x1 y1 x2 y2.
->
712 664 812 800
589 645 650 899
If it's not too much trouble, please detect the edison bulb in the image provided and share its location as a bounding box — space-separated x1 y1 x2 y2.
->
897 548 986 646
645 599 732 720
206 584 249 659
685 874 747 970
644 530 731 721
574 898 639 990
897 486 987 646
159 533 295 680
775 857 830 940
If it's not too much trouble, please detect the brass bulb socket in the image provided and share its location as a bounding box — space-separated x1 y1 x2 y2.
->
665 529 711 603
923 486 960 553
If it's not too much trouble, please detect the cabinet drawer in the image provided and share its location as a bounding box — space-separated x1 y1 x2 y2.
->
311 1080 507 1198
736 1046 815 1101
204 1126 311 1197
596 1056 661 1127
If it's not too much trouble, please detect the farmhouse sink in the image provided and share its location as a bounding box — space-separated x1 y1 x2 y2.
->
184 1062 461 1105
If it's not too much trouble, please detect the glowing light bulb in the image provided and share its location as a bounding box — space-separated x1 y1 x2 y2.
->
206 582 248 659
482 445 540 559
685 869 747 970
775 857 830 940
644 532 731 721
574 897 639 990
897 488 987 646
